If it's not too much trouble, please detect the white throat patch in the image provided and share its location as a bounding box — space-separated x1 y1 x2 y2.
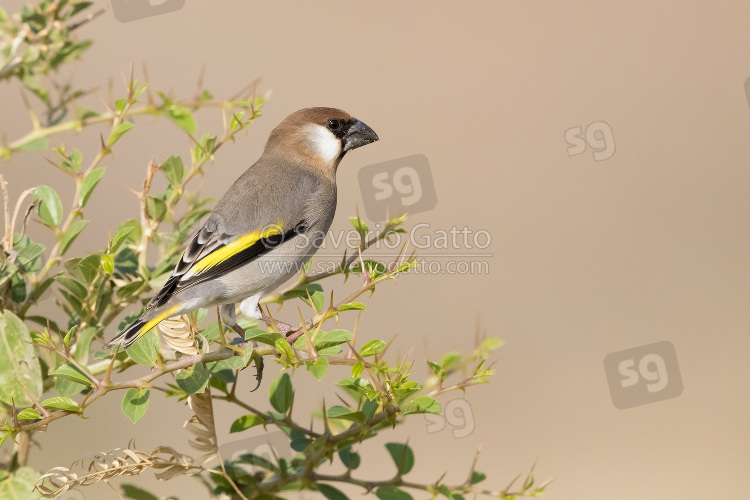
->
304 124 341 163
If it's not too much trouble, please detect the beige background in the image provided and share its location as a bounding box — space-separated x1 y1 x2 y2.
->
2 1 750 499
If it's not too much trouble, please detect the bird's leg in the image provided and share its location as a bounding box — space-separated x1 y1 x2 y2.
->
240 294 294 337
221 303 264 390
220 303 246 339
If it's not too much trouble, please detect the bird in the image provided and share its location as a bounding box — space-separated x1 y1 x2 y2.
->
104 107 379 349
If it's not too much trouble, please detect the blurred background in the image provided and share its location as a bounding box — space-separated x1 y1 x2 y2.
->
1 1 749 499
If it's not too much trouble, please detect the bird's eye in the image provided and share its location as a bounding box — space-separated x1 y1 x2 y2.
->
326 119 341 131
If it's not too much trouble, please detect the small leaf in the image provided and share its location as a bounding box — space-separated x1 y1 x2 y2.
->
359 339 386 357
375 486 413 500
161 155 185 185
163 105 196 135
175 363 209 394
362 398 379 419
305 356 328 380
17 136 48 151
385 443 415 475
79 167 105 207
274 337 294 362
109 121 134 146
146 196 167 221
16 408 42 420
229 414 264 433
41 396 80 412
327 406 365 423
121 388 150 423
401 396 441 415
470 471 487 485
319 484 350 500
101 254 115 274
50 364 93 387
57 277 88 300
34 185 62 226
0 311 42 406
109 225 134 252
338 302 366 312
339 446 361 470
269 372 293 413
121 484 160 500
125 330 159 365
59 219 89 254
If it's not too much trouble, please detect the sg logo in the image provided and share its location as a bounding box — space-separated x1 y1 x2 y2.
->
358 154 437 221
603 341 683 410
564 121 616 161
111 0 185 23
424 398 475 438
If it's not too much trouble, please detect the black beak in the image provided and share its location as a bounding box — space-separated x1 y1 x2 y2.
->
343 119 379 152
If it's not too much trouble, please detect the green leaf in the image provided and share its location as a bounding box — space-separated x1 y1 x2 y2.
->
293 329 351 353
125 330 159 365
10 274 26 303
269 372 293 413
147 196 167 221
79 167 106 207
274 338 294 362
0 467 44 499
70 149 83 170
41 396 80 412
161 155 185 185
362 398 379 419
318 484 350 500
401 396 441 415
115 98 127 114
359 339 386 357
327 406 365 423
101 254 115 274
338 302 366 312
349 216 369 241
305 356 328 380
385 443 415 474
164 105 196 135
121 388 150 423
34 185 62 226
470 471 487 485
175 363 209 394
109 121 135 145
194 132 217 159
16 408 41 420
57 276 88 300
17 136 48 152
117 219 142 244
351 361 364 378
306 290 325 312
109 225 134 253
59 219 89 254
338 446 361 470
15 242 45 272
375 486 413 500
229 414 264 433
245 329 282 346
50 364 94 387
0 311 42 406
121 484 160 500
116 280 144 299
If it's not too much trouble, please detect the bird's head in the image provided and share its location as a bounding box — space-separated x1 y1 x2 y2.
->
264 107 379 172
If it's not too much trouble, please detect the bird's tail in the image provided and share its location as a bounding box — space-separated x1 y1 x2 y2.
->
103 305 179 349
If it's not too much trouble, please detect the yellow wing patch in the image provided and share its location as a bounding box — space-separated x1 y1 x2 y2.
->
139 305 179 338
189 225 283 276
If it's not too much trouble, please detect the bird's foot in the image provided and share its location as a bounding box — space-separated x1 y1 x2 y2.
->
260 315 294 337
